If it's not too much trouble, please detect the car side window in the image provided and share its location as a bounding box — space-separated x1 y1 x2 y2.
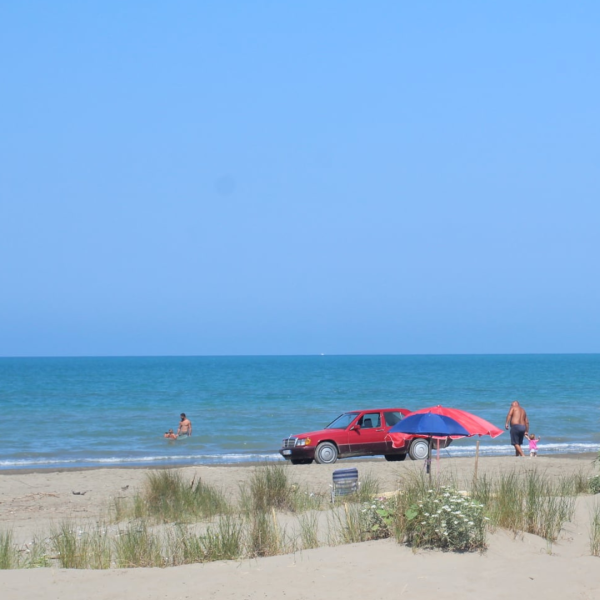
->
359 412 381 428
384 411 403 427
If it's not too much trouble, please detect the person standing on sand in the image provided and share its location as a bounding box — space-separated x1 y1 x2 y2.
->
505 401 529 457
526 433 541 458
177 413 192 437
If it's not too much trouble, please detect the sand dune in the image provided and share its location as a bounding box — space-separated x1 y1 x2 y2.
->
1 454 599 599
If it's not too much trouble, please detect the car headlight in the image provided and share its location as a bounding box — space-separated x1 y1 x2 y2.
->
296 438 311 446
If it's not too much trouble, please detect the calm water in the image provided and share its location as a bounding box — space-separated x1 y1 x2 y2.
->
1 355 599 469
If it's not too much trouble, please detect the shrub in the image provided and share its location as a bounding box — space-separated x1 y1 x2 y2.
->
590 476 600 495
403 486 487 551
360 497 397 540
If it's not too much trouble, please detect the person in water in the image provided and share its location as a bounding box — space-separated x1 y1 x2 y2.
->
164 429 177 440
177 413 192 437
505 400 529 457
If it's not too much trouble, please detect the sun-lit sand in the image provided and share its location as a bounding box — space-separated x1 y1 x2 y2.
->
1 454 599 600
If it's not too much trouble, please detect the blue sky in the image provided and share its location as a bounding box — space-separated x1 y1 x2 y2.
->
1 2 599 356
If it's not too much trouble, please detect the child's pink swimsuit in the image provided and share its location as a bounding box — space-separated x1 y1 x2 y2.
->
529 439 538 452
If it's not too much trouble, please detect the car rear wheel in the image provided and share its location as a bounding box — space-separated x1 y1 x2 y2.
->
315 442 338 464
408 439 430 461
291 459 314 465
384 453 407 462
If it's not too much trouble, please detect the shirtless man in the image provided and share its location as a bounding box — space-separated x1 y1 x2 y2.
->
177 413 192 437
505 401 529 457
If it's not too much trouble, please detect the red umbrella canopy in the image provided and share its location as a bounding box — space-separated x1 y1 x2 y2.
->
412 405 504 439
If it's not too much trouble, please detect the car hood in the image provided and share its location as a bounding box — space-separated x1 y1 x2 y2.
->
289 428 337 438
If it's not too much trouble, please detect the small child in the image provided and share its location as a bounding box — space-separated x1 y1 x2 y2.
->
164 429 177 440
527 433 541 458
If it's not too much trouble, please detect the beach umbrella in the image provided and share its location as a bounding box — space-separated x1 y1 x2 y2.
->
389 413 469 476
411 405 503 438
412 405 504 480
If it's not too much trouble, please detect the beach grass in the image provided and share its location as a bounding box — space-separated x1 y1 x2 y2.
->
352 470 380 503
52 523 89 569
329 502 366 544
240 462 324 514
246 509 287 557
0 531 17 569
2 464 594 570
590 500 600 557
470 469 576 542
201 515 245 561
114 522 163 568
115 470 230 523
297 511 320 549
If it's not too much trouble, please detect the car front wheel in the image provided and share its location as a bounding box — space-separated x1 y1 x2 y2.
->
408 439 430 461
315 442 338 464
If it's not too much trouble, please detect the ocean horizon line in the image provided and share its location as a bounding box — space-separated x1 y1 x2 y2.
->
2 352 600 360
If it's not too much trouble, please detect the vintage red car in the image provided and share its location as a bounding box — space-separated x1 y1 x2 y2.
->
279 408 446 464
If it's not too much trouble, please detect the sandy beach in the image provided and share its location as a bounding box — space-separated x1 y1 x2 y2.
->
1 454 600 599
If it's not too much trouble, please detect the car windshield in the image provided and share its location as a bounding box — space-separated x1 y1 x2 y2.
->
326 412 359 430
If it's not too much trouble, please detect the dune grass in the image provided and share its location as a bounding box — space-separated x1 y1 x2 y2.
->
239 462 326 514
114 470 230 523
470 469 576 541
0 531 17 569
52 523 112 569
590 501 600 557
4 463 596 569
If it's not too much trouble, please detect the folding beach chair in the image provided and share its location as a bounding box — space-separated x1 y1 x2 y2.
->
330 467 359 502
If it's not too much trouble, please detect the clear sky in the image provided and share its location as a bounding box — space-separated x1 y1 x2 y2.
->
1 2 599 356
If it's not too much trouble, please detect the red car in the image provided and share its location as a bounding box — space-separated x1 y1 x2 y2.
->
279 408 443 464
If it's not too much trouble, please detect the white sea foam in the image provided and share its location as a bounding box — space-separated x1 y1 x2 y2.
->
0 444 598 469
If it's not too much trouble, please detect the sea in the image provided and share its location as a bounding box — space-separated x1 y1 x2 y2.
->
1 355 599 470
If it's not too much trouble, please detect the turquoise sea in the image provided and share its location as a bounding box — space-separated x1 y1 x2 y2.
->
1 355 599 470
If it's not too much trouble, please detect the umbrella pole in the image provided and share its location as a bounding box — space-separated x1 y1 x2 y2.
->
426 437 432 483
473 439 480 486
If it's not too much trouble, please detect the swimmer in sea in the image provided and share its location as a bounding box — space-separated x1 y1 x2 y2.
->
164 429 177 440
177 413 192 437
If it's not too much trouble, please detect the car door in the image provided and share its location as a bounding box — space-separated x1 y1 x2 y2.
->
382 409 408 453
348 411 387 456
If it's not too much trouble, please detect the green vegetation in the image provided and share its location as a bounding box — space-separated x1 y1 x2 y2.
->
120 470 230 523
471 470 576 542
400 485 486 551
4 463 600 569
240 462 324 514
0 531 17 570
590 501 600 557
